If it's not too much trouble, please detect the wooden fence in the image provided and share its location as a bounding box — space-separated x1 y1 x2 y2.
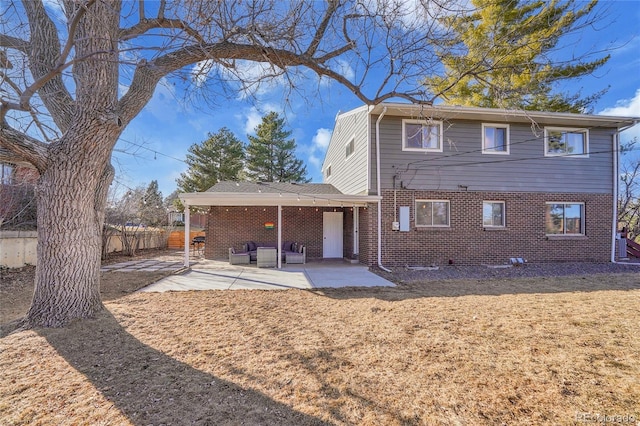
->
168 230 206 249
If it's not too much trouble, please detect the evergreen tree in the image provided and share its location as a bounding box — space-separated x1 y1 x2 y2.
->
245 112 309 182
177 127 245 193
139 180 166 226
424 0 609 113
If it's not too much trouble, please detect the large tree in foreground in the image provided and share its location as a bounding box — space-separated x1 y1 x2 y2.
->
246 112 308 183
0 0 610 326
424 0 609 112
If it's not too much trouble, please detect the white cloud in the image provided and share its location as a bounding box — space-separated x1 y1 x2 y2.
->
599 88 640 142
308 128 332 169
191 60 216 88
243 107 263 135
192 60 288 99
359 0 474 31
312 128 332 150
239 104 290 135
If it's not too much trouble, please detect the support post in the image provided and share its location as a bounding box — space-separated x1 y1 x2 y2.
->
277 205 282 269
184 204 190 268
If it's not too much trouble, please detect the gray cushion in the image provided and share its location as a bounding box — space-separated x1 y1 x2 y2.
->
247 241 257 251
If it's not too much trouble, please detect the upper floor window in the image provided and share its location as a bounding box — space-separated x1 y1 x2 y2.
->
1 163 14 185
415 200 450 227
345 137 355 159
483 201 505 227
482 123 509 154
545 202 585 235
402 119 443 152
325 164 332 179
545 127 589 157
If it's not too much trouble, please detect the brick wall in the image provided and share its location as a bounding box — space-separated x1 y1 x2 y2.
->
206 206 352 260
364 190 613 266
358 205 375 266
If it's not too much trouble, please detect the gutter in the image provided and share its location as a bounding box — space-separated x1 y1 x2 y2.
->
375 107 391 272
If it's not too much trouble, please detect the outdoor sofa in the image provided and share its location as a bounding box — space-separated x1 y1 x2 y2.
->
238 241 305 264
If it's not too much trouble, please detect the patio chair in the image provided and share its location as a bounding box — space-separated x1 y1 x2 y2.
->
286 245 305 264
229 247 250 265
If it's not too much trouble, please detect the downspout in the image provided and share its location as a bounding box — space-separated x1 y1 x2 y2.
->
376 107 391 272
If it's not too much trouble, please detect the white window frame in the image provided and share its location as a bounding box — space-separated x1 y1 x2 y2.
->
415 199 450 227
402 119 443 152
483 201 506 227
482 123 510 155
545 202 585 236
325 164 332 179
544 127 589 158
345 136 355 159
1 163 14 185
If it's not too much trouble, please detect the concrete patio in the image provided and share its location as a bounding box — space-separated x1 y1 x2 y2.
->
139 259 395 292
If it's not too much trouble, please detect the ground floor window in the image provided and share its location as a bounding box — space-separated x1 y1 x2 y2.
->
483 201 505 227
415 200 450 227
545 202 584 235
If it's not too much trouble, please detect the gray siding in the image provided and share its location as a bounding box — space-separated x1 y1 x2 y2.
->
322 107 369 194
371 115 615 194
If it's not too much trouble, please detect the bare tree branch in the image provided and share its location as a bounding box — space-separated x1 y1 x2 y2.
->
0 34 29 53
304 0 339 57
22 0 75 132
119 18 206 43
0 125 49 172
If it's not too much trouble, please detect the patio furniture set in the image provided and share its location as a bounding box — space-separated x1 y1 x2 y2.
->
229 241 306 267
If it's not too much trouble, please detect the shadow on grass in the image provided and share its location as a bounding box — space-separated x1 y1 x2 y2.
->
309 272 640 301
38 309 327 426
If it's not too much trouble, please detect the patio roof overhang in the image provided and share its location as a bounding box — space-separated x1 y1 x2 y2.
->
179 191 380 268
179 192 381 208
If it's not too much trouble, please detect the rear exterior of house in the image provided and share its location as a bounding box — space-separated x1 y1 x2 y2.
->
323 104 636 266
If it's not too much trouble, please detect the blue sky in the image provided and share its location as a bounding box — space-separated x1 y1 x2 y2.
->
112 0 640 198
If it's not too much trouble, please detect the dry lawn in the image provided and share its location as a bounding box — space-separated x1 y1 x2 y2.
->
1 269 639 425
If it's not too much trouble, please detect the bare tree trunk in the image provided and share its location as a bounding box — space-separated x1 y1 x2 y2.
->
26 149 115 327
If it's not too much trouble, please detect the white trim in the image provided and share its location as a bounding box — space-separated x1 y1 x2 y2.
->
482 200 506 227
345 135 355 159
481 123 510 155
375 108 391 272
325 163 332 179
179 192 380 207
369 103 639 129
544 127 589 158
545 202 585 236
353 207 359 255
277 205 282 268
402 119 443 152
611 132 619 262
415 199 450 227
